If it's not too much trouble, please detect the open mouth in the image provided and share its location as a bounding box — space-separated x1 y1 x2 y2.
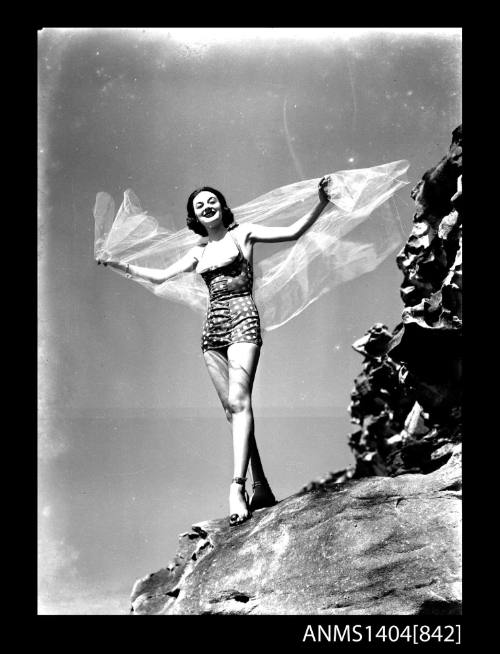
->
203 208 217 218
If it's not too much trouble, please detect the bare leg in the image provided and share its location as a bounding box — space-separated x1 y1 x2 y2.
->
226 343 260 523
202 347 232 423
227 343 260 477
203 344 275 523
228 345 276 510
203 346 267 484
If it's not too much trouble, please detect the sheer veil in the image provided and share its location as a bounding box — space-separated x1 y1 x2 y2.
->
94 160 409 331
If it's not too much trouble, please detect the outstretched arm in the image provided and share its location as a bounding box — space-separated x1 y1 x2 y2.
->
97 246 202 284
247 177 330 244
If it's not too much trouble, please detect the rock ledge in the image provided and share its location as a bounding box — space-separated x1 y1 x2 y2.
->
131 445 461 615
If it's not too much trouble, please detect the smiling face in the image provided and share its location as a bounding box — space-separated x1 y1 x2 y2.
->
186 186 235 237
193 191 222 227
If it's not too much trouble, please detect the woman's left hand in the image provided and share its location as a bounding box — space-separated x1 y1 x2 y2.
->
318 176 330 204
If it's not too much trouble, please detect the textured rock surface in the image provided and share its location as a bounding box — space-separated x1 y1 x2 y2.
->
347 126 462 478
130 445 461 615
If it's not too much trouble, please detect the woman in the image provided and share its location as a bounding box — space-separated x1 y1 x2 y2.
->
99 179 331 526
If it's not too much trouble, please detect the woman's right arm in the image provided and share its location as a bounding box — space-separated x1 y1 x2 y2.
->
98 246 203 284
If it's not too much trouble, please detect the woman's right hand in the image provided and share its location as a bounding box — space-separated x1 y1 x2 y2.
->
96 254 120 269
96 250 111 266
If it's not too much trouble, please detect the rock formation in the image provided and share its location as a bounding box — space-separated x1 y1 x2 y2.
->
131 445 461 615
347 126 462 479
129 127 462 615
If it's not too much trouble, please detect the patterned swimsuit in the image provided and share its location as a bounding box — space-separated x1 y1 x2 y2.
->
199 231 263 352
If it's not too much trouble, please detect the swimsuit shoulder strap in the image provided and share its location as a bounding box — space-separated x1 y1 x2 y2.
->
194 242 208 270
227 231 245 261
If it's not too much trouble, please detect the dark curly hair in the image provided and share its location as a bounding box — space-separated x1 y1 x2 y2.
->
186 186 236 237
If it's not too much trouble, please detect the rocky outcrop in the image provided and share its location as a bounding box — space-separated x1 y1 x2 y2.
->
348 126 462 478
130 445 461 615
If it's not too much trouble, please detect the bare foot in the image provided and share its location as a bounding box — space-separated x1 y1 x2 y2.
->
249 480 277 511
229 482 250 526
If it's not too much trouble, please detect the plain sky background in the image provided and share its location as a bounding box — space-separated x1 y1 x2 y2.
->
38 27 461 615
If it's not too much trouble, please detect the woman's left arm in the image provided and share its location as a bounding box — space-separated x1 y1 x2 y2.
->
247 177 330 244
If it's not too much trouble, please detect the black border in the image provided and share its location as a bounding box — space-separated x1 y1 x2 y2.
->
34 23 470 650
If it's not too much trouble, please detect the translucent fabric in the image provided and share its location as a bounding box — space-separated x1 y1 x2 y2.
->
94 160 409 331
